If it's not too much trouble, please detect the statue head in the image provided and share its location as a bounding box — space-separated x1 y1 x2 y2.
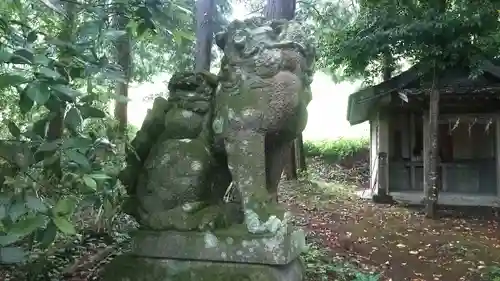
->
215 17 316 82
168 71 218 103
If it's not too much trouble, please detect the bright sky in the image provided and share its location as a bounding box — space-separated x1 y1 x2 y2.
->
125 4 369 141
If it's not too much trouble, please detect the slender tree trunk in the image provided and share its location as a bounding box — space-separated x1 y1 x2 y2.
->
47 2 76 140
424 0 446 218
296 134 307 176
114 3 132 137
265 0 296 19
425 88 439 218
195 0 215 72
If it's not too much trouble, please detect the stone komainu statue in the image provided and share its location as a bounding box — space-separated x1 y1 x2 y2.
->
103 17 315 281
120 72 239 231
120 17 315 235
212 17 316 233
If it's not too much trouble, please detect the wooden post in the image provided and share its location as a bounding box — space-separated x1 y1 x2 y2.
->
295 134 307 177
424 89 440 218
495 116 500 197
378 152 389 197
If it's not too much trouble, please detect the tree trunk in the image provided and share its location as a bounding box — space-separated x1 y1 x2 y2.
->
296 134 307 176
424 0 446 218
282 142 297 180
425 88 439 218
265 0 296 19
195 0 215 72
114 3 132 137
265 0 298 180
47 2 76 141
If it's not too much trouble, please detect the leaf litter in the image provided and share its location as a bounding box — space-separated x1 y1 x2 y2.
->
279 175 500 281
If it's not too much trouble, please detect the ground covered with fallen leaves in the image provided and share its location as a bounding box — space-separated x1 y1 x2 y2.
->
3 157 500 281
280 175 500 281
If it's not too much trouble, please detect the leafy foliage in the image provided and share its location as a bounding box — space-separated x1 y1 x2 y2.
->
311 0 500 82
0 0 229 273
304 138 369 160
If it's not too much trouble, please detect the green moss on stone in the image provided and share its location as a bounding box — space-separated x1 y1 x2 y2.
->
102 255 305 281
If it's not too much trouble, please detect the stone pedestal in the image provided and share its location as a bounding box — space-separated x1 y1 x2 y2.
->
102 225 307 281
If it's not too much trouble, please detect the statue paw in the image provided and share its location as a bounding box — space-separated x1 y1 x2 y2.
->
243 204 287 234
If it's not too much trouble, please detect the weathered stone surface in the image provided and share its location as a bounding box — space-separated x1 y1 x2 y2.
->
101 255 305 281
131 225 306 264
120 72 236 231
213 17 316 233
103 18 316 280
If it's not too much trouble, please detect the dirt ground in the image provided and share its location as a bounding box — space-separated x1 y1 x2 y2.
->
280 180 500 281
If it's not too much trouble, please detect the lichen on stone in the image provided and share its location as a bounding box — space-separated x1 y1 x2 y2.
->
213 17 316 234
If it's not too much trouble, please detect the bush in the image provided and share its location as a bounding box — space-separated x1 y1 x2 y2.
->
304 138 369 160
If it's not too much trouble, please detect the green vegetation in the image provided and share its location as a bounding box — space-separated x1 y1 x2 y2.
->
487 266 500 281
302 244 380 281
304 138 369 160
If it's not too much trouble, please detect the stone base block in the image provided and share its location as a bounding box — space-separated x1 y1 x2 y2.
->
101 255 305 281
131 225 306 264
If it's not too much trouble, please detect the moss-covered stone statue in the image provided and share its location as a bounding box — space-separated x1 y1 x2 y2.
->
213 17 316 234
120 71 239 231
102 17 315 281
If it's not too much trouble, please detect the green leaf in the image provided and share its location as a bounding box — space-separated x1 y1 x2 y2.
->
52 216 76 235
104 29 127 40
65 150 90 169
31 118 48 138
38 67 61 79
62 137 92 150
51 84 84 99
10 49 34 64
0 235 22 247
42 153 60 166
0 50 12 62
103 198 114 219
39 0 66 15
0 205 5 220
82 175 97 189
19 87 34 115
27 31 38 43
64 107 83 132
5 121 21 139
8 202 27 221
37 141 60 152
80 106 106 119
52 198 76 217
0 73 29 90
8 215 46 236
33 54 51 66
173 30 195 42
39 221 57 248
26 82 51 105
90 173 111 180
0 247 26 264
25 196 47 212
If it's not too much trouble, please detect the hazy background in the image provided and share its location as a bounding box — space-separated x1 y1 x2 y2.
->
125 3 369 141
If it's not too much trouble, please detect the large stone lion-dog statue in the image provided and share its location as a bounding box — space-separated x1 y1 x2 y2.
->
212 17 316 233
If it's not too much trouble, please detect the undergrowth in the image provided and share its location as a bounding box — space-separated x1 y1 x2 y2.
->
304 138 369 160
302 244 380 281
487 266 500 281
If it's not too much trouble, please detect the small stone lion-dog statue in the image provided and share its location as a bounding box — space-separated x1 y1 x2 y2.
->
120 72 240 231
